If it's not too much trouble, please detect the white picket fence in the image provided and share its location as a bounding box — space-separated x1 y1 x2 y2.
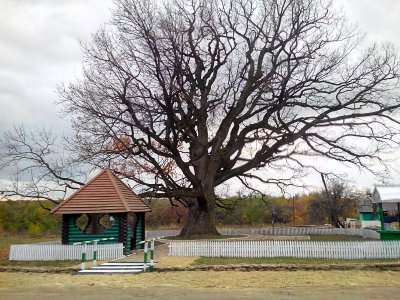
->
219 228 367 236
169 240 400 259
9 243 124 261
146 228 380 239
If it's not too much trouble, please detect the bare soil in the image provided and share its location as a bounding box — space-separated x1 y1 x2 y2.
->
115 241 197 267
0 270 399 299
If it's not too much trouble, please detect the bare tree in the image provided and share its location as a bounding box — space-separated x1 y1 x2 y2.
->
310 175 356 227
3 0 400 237
0 125 86 206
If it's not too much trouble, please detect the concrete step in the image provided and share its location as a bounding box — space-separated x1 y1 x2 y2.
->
76 261 155 274
101 262 147 266
91 265 144 269
77 269 142 274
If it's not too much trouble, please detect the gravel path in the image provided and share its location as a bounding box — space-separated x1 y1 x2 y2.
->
117 241 170 263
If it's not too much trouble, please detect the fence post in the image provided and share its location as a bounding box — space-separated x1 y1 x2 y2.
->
81 242 87 270
143 240 149 272
150 238 155 272
93 240 98 267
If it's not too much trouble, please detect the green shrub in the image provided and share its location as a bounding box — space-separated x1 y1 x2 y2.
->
0 200 60 235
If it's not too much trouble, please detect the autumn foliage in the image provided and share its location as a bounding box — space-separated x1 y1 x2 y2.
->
105 135 177 178
145 192 357 228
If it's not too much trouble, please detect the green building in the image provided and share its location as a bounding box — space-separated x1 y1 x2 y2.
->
51 169 152 254
357 198 380 228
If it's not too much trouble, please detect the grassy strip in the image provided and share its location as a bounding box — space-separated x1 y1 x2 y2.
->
0 235 59 261
192 257 400 266
167 234 374 241
0 260 80 268
1 235 84 268
308 235 373 241
166 235 245 240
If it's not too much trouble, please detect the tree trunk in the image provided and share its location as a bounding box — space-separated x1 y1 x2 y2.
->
179 200 219 238
330 214 343 228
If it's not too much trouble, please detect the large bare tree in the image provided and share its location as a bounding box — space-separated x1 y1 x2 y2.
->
2 0 400 237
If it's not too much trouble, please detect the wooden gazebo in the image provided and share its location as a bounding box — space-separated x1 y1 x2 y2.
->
51 169 151 254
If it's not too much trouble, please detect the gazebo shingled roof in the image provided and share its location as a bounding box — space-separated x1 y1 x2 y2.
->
51 169 151 214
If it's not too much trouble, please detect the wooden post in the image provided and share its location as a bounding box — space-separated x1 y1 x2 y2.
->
379 203 384 230
141 213 146 243
150 238 155 272
118 213 128 254
81 242 87 270
61 214 71 245
93 240 98 267
398 203 400 229
135 212 146 249
143 240 148 272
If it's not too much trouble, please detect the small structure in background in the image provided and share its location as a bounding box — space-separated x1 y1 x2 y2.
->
356 196 381 229
345 218 358 228
372 186 400 240
51 169 152 254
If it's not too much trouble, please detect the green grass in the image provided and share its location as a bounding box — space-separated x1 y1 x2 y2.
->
167 234 373 241
308 235 373 241
166 234 245 240
0 235 81 268
0 235 80 268
0 260 79 268
192 257 400 266
0 234 59 261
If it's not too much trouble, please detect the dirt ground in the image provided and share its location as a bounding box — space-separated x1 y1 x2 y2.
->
1 270 400 299
114 242 196 268
118 242 171 263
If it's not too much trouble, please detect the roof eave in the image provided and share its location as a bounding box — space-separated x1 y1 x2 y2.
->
53 209 151 215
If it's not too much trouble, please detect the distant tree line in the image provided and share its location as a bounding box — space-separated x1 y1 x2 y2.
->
0 183 357 236
0 200 61 236
146 185 357 228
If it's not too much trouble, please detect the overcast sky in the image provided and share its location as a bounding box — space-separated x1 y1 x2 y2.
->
1 0 400 193
0 0 113 133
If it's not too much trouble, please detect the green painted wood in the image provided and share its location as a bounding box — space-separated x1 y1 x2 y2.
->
66 212 145 253
119 213 129 255
61 215 71 245
360 212 379 221
135 213 144 249
69 232 119 235
379 203 384 230
378 230 400 240
69 229 119 234
67 214 120 245
127 223 132 251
